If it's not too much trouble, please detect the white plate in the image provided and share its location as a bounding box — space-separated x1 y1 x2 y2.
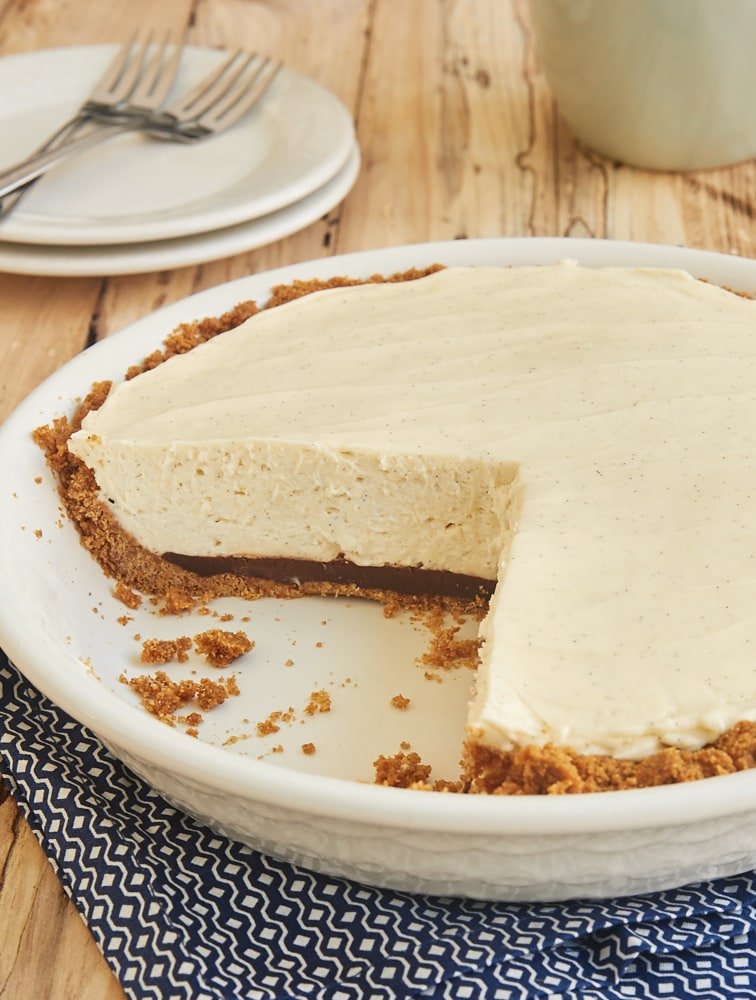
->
4 238 756 902
0 45 355 246
0 143 360 276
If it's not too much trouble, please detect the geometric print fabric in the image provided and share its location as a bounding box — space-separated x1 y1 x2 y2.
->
2 654 755 1000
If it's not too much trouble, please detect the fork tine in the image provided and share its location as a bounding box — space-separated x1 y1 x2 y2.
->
89 34 138 96
162 50 248 119
195 58 281 133
91 29 154 103
148 34 185 105
127 31 184 108
127 31 171 102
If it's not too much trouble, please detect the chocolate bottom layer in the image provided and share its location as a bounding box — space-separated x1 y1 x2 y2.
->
163 552 496 601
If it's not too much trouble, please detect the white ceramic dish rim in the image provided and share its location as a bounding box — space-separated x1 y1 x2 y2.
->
3 236 756 839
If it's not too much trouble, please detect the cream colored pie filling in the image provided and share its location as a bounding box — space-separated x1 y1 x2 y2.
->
69 263 756 760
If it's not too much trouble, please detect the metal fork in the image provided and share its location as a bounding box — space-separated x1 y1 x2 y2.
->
48 30 182 139
0 52 281 204
1 32 183 216
148 51 281 140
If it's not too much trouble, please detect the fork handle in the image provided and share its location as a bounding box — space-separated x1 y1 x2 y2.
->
0 115 95 219
0 121 136 204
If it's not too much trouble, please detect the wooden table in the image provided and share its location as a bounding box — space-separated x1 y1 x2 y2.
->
1 0 755 996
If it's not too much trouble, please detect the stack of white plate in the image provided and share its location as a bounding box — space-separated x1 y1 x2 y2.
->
0 45 360 276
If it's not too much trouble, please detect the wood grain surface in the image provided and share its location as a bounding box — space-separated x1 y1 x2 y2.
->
1 0 755 996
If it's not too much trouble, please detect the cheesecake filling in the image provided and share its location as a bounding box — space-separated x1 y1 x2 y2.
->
82 440 515 579
69 263 756 761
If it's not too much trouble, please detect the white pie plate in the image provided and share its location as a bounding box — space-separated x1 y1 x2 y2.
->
2 237 756 902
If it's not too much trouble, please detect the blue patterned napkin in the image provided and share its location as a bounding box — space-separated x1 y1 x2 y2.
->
2 652 755 1000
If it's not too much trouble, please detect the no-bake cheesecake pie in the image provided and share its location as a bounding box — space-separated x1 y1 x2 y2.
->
38 262 756 793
